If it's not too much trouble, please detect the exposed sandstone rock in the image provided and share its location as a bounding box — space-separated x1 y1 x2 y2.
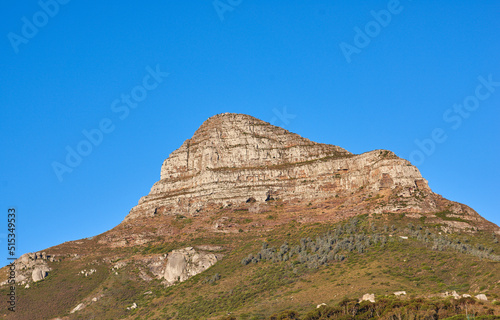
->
142 256 166 278
79 269 96 277
70 303 85 314
162 247 218 286
360 293 375 303
476 294 488 301
127 302 137 310
126 113 431 221
32 267 49 282
0 253 54 287
113 261 127 270
16 252 55 270
7 251 55 285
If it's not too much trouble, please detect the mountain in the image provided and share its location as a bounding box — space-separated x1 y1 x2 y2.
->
127 113 495 233
2 113 499 320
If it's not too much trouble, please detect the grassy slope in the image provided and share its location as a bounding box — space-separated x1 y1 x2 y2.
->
137 215 500 320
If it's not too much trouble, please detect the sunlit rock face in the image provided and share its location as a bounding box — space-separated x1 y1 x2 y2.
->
162 247 218 286
126 113 431 221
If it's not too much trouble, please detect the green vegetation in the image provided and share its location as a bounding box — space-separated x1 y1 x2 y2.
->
265 296 496 320
171 214 193 229
435 210 468 223
241 218 386 268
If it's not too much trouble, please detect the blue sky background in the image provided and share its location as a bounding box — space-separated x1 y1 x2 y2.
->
1 1 499 263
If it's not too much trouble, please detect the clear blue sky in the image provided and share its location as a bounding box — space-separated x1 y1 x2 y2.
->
1 1 499 262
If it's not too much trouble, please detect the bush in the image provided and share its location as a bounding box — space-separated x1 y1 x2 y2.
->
269 310 300 320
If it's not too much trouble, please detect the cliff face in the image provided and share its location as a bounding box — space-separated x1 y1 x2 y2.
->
125 113 432 221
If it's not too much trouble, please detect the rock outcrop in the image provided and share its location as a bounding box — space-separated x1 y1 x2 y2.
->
70 303 85 314
0 251 55 286
360 293 376 303
126 113 432 221
162 247 218 286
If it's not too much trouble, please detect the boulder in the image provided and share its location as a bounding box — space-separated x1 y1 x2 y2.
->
70 303 85 314
476 294 488 301
163 247 218 286
360 293 375 303
32 267 49 282
127 302 137 310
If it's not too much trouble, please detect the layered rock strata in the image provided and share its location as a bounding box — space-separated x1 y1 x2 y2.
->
126 113 430 221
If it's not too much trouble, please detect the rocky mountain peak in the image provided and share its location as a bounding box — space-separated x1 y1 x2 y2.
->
125 113 434 221
159 112 351 180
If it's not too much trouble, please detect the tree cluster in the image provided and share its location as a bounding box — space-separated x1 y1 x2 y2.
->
265 296 494 320
242 218 387 268
403 223 500 261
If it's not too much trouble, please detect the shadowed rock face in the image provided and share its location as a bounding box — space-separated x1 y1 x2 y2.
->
126 113 433 220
